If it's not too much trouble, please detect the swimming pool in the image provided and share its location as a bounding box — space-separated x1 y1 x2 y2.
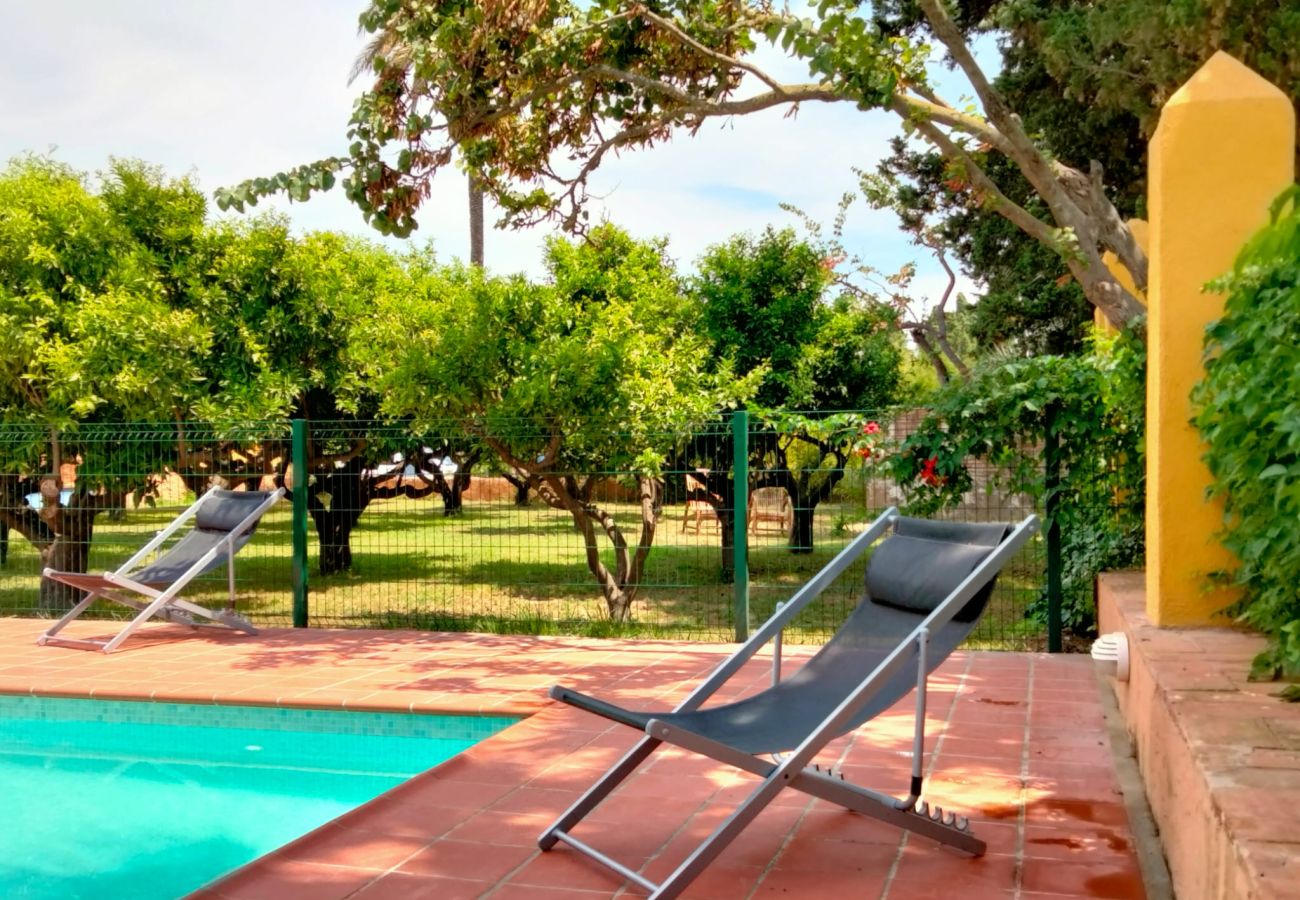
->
0 695 517 899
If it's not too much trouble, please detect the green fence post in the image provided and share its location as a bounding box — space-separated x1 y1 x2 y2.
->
291 418 309 628
1044 402 1063 653
732 409 749 642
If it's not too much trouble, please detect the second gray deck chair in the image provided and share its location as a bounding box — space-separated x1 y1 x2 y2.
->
540 508 1039 899
37 487 284 653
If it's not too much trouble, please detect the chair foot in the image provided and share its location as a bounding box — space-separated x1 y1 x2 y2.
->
216 611 257 634
160 609 197 627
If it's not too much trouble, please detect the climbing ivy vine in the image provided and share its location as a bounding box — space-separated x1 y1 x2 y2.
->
1195 185 1300 694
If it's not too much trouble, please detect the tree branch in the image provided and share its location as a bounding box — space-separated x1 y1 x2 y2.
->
636 6 784 93
308 439 369 471
929 249 969 376
889 94 1017 156
916 0 1062 197
915 0 1148 319
904 324 952 384
1055 159 1149 292
588 66 842 116
908 117 1060 247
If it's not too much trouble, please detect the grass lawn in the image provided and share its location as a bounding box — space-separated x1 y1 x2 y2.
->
0 493 1048 648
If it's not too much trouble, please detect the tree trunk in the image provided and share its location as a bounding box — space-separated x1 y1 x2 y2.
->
1 476 52 573
0 520 8 566
306 455 440 574
502 471 531 506
784 467 845 555
788 504 815 555
563 499 633 621
532 473 657 622
468 176 485 267
441 468 474 516
306 460 370 576
420 447 481 517
37 506 100 613
311 502 365 576
908 327 951 385
682 464 734 581
751 433 847 556
441 481 464 515
717 506 736 581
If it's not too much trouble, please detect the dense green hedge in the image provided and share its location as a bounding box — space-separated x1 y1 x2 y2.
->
1195 185 1300 690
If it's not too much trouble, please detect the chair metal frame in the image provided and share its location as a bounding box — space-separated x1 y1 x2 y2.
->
540 507 1040 898
37 487 285 653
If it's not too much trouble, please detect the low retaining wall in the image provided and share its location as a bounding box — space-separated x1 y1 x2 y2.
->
1097 573 1300 899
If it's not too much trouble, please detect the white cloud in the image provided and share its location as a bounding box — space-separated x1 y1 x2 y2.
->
0 0 1001 293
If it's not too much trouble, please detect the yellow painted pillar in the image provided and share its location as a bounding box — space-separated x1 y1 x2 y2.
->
1096 220 1148 334
1146 51 1295 625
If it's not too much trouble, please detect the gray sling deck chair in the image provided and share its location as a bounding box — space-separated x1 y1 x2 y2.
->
37 487 285 653
540 507 1039 899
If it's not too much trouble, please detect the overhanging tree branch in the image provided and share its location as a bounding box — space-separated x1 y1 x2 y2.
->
220 0 1155 330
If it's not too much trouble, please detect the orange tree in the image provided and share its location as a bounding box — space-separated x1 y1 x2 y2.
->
354 224 745 621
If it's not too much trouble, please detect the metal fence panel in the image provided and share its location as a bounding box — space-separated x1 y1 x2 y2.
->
0 421 295 624
0 412 1070 650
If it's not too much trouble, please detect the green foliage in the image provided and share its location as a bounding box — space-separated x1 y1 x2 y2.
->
354 223 747 617
0 155 402 492
694 228 827 407
693 228 904 411
1000 0 1300 149
870 0 1300 356
687 227 904 553
888 331 1146 630
0 156 210 480
358 223 740 474
797 296 904 411
1194 186 1300 686
868 128 1105 358
188 222 398 425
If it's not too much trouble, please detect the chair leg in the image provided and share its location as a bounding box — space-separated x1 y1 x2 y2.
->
898 627 930 808
538 732 791 900
539 735 661 851
100 589 184 653
226 552 237 611
36 590 105 644
651 770 788 899
643 717 985 871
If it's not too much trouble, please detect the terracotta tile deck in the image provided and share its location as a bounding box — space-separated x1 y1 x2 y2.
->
0 618 1145 899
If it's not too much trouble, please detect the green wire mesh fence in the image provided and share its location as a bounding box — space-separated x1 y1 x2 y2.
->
0 411 1077 649
0 421 295 623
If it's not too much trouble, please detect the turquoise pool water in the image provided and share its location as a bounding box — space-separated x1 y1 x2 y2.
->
0 695 517 899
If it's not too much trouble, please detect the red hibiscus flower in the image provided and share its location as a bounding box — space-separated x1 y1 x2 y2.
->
919 456 942 486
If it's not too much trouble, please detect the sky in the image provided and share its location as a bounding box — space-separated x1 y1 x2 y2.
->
0 1 994 306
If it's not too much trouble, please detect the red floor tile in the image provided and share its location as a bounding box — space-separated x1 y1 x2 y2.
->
1020 857 1146 898
397 838 535 882
348 872 486 899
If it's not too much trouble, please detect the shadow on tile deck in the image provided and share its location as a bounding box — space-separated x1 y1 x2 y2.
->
0 619 1145 899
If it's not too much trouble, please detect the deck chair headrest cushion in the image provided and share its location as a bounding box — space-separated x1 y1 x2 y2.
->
866 518 1012 623
196 490 275 534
